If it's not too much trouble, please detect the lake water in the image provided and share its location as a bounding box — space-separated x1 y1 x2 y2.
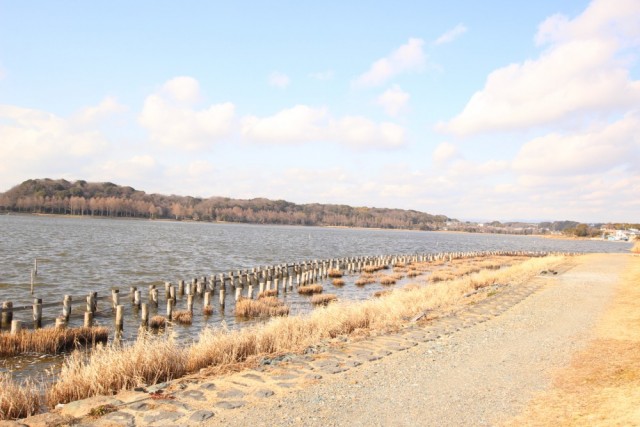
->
0 214 630 376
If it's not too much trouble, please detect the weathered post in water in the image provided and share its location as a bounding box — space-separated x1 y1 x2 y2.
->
33 298 42 329
1 301 13 330
84 311 93 327
10 320 21 335
167 298 174 319
187 295 194 313
141 303 149 327
115 305 124 333
112 289 120 309
62 295 72 323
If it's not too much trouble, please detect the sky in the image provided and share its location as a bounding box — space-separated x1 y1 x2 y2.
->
0 0 639 223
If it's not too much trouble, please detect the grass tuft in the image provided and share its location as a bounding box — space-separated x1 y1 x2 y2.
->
203 306 214 316
149 316 166 329
328 269 343 278
311 294 338 306
332 278 345 287
172 311 193 325
0 326 108 357
0 373 41 420
235 297 289 318
298 284 323 295
258 290 278 298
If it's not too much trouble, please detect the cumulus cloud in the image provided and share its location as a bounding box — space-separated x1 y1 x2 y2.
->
241 105 406 148
353 38 426 88
268 71 290 88
139 77 235 150
74 96 128 124
434 24 468 45
376 85 410 116
0 104 108 189
432 142 460 165
512 112 640 176
438 0 640 136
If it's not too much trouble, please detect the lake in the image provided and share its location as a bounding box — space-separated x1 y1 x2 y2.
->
0 214 630 376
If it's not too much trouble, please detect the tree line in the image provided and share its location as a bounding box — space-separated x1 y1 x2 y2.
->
0 178 451 230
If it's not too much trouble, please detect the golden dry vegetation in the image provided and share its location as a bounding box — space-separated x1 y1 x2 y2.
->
506 256 640 426
0 326 108 357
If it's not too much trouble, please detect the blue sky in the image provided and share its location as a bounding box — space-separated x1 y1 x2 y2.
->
1 0 638 222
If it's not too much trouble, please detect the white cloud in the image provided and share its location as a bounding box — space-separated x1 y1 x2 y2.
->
434 24 468 45
0 104 109 189
241 105 328 144
268 71 290 88
512 112 640 176
353 38 426 88
439 0 640 136
241 104 406 149
376 84 410 116
74 96 128 124
162 76 201 104
432 142 460 165
139 77 235 150
309 70 334 80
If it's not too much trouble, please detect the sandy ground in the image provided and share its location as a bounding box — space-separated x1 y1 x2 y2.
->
204 254 629 426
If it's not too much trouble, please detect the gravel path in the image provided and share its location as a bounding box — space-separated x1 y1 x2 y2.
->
205 254 625 427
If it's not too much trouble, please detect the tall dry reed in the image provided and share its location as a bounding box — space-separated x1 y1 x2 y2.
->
0 373 41 420
0 326 109 357
46 334 186 407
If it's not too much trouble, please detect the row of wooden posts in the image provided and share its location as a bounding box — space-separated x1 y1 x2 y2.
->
1 250 565 335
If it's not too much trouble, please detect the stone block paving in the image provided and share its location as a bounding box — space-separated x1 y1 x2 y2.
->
44 276 554 427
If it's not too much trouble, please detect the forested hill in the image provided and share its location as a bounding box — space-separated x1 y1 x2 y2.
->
0 178 452 230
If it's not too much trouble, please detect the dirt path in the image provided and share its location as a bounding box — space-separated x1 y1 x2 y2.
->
204 254 627 426
36 254 629 427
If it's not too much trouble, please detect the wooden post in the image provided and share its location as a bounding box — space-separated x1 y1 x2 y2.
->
130 286 137 303
178 280 184 297
164 281 171 298
187 295 194 313
150 288 159 308
219 286 225 306
141 303 149 327
166 298 174 318
33 298 42 329
62 295 72 322
30 269 35 295
84 311 93 327
169 285 176 301
203 291 211 309
112 289 120 309
235 287 242 302
1 301 13 330
134 290 141 308
115 305 124 332
34 258 38 275
248 284 254 299
55 317 66 329
91 292 98 313
10 320 22 335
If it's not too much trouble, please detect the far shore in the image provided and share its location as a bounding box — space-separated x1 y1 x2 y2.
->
3 211 624 242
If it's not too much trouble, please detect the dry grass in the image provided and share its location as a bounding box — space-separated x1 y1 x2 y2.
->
172 311 193 325
46 334 187 407
631 240 640 254
311 294 338 306
506 256 640 426
355 273 376 286
298 284 323 295
203 306 214 316
379 275 398 285
373 290 393 298
429 270 457 282
363 265 386 273
332 278 345 287
328 269 343 278
39 255 564 409
0 326 109 357
149 316 166 329
0 373 41 420
258 289 278 298
235 297 290 318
